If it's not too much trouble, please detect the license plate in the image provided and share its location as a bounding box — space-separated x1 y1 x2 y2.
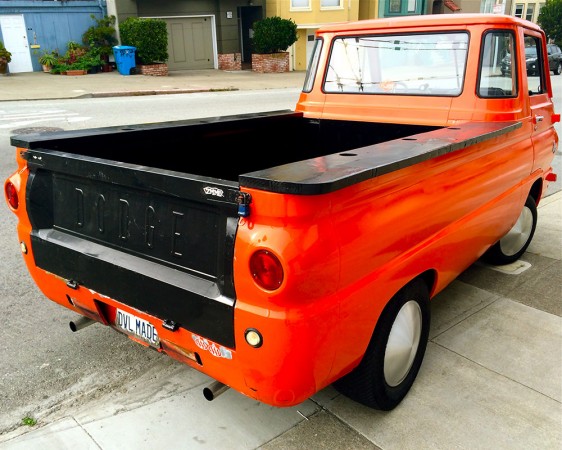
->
115 309 160 347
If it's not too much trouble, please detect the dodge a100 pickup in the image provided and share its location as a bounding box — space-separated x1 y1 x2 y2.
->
4 14 559 410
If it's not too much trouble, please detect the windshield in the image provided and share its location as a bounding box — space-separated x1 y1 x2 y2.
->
324 32 469 96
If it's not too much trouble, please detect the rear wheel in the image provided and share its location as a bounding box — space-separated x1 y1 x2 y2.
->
553 62 561 76
482 195 537 265
333 279 430 411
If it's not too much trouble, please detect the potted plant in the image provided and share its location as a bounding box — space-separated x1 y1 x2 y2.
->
119 17 169 76
250 16 298 73
82 14 117 71
82 51 102 74
0 41 12 75
65 63 87 76
38 50 58 73
65 41 87 63
50 62 69 75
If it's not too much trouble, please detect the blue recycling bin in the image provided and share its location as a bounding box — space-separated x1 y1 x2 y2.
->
113 46 136 76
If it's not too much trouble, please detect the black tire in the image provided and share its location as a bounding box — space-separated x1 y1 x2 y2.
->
482 195 537 265
333 279 430 411
553 62 561 76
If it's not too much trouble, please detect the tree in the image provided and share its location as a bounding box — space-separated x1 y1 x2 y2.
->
252 16 298 54
82 15 118 59
538 0 562 45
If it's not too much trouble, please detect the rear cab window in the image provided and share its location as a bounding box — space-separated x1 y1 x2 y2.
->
323 32 469 96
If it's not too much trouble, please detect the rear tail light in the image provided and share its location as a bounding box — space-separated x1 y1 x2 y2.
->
546 172 557 182
249 250 284 291
5 181 18 210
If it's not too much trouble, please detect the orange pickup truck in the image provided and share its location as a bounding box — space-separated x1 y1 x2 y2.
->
4 14 559 411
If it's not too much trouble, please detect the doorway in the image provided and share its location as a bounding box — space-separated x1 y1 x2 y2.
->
238 6 263 67
0 15 33 73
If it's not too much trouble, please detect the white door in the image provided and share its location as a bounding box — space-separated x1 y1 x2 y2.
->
0 15 33 73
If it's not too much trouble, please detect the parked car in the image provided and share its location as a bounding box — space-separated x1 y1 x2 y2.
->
500 43 562 76
546 43 562 75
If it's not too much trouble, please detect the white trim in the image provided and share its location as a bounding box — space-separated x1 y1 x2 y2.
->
297 23 335 29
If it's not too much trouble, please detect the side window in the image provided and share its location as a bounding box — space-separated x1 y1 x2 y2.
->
478 31 517 98
303 38 322 92
524 35 545 95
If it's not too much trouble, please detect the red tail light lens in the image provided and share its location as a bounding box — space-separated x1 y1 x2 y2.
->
5 181 18 210
249 250 284 291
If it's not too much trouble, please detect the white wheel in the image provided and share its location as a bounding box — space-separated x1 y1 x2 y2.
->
384 300 423 387
334 279 430 410
482 195 537 265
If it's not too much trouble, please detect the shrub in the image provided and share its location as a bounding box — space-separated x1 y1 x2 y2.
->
119 17 168 64
0 41 12 63
252 16 298 54
82 15 118 59
63 41 87 64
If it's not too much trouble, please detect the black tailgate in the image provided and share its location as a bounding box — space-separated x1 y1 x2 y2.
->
24 149 240 348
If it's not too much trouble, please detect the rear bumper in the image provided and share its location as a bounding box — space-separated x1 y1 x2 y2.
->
31 228 236 347
19 246 334 407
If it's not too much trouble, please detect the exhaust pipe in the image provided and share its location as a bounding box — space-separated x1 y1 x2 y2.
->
69 316 95 332
203 380 230 401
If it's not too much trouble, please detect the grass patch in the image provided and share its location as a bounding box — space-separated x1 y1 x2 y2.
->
21 416 37 426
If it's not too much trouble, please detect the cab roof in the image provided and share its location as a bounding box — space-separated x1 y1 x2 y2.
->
316 13 543 35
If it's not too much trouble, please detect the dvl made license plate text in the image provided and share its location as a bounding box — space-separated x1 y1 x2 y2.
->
116 309 160 346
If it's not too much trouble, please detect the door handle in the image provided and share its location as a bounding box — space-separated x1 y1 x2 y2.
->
533 115 544 123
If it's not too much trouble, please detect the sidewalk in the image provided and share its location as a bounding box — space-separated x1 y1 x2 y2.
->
0 69 560 450
0 68 307 101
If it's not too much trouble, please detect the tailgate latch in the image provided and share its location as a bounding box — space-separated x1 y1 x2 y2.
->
236 192 252 217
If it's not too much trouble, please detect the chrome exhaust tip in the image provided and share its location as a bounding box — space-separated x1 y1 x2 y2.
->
203 380 230 401
69 316 95 332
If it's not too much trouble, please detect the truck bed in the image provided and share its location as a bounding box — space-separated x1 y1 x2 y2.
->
13 110 519 194
12 111 520 348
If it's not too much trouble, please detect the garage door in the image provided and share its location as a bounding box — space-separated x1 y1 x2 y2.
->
163 16 214 70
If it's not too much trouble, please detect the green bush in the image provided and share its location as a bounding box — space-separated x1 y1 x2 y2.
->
82 15 118 58
538 0 562 46
119 17 168 64
252 16 298 54
0 41 12 63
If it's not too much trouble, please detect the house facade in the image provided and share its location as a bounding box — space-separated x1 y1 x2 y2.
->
0 0 548 73
0 0 108 73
